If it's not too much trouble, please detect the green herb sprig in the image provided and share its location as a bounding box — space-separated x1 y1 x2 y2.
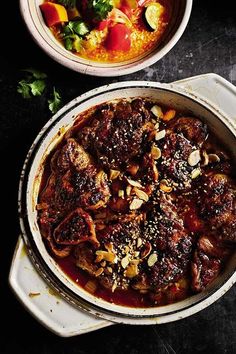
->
63 20 89 52
17 69 62 114
88 0 113 21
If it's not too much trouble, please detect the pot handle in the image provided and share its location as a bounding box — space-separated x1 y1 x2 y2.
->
9 236 112 337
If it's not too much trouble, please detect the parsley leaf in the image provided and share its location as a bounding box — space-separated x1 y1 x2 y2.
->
29 79 46 96
57 0 77 8
88 0 113 21
63 20 89 52
22 68 47 80
17 69 47 98
17 69 62 115
70 20 90 36
17 79 31 99
48 87 62 114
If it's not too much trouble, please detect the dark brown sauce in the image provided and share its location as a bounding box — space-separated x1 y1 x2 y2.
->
57 254 190 307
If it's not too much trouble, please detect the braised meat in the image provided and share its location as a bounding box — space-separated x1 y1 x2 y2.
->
77 99 151 170
37 98 236 307
191 234 232 292
169 117 208 146
158 117 207 188
54 208 99 246
143 193 192 292
38 140 110 251
53 138 91 173
191 250 221 292
198 173 236 242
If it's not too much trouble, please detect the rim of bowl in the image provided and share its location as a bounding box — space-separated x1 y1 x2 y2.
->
18 81 236 324
19 0 193 77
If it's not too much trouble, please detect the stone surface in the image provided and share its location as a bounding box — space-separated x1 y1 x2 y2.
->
1 0 236 353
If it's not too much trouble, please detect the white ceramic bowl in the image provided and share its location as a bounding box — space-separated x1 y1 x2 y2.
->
19 81 236 324
19 0 192 76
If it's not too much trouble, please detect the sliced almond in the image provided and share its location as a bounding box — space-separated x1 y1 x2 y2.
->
160 179 172 193
151 145 162 160
107 266 113 274
109 169 120 180
130 198 144 210
188 150 201 166
95 250 116 263
208 153 220 163
134 251 140 257
124 263 139 278
124 245 130 253
127 178 143 188
151 105 163 119
121 254 130 269
191 168 201 179
137 238 143 248
126 185 132 196
95 267 104 277
153 163 159 182
155 129 166 141
111 280 117 293
118 189 125 198
201 150 209 166
147 253 158 267
133 188 149 202
154 122 160 130
141 242 152 259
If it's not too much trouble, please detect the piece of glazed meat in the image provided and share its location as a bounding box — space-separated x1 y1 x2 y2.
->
198 173 236 242
159 132 196 188
41 141 110 210
169 117 208 146
38 167 110 238
191 232 233 292
191 249 221 292
56 168 110 211
144 193 192 257
142 193 192 291
158 117 207 188
52 138 91 173
77 99 151 170
54 208 99 246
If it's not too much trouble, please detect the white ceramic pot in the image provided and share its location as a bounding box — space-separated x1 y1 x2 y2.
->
19 81 236 324
19 0 192 76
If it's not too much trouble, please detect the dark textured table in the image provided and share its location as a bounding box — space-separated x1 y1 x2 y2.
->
1 0 236 353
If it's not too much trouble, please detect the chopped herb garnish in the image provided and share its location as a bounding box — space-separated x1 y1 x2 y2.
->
22 68 47 80
88 0 113 21
70 20 90 36
48 87 62 114
62 20 89 52
17 69 62 114
17 80 31 99
17 69 47 98
29 80 46 96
